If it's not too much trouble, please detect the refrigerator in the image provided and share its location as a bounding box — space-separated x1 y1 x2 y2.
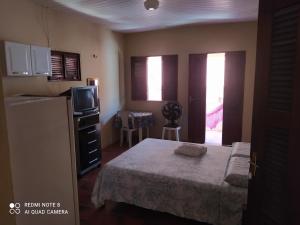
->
5 96 79 225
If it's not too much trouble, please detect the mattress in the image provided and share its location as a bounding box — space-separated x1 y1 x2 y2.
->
92 138 247 225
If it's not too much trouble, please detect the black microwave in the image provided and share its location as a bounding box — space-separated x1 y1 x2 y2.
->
71 86 99 115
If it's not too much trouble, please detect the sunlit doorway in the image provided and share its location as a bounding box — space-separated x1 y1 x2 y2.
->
205 53 225 145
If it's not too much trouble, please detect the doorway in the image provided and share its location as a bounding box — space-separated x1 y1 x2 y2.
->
188 51 245 145
205 53 225 145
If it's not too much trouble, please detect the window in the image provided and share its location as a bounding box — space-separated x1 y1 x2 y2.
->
147 56 162 101
131 55 178 101
49 51 81 81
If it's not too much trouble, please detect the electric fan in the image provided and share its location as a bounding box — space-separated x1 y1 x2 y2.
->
161 101 182 127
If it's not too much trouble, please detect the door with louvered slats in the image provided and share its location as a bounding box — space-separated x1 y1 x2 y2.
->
51 53 64 79
65 53 81 80
49 51 81 81
246 0 300 225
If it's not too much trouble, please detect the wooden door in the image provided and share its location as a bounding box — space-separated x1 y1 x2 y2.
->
246 0 300 225
222 51 245 145
188 54 207 143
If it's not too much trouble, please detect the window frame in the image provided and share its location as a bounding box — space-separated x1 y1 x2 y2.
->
131 54 178 102
48 50 81 81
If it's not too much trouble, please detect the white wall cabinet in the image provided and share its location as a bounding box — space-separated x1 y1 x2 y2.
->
4 41 52 77
31 45 52 76
5 41 32 76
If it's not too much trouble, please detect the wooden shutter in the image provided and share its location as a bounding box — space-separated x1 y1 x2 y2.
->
188 54 207 143
246 1 300 225
162 55 178 101
64 53 81 81
222 51 246 145
131 56 147 100
49 51 81 81
50 51 64 80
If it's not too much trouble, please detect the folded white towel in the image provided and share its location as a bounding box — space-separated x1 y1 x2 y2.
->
174 143 207 157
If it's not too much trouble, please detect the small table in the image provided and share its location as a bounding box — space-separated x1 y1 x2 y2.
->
114 111 154 142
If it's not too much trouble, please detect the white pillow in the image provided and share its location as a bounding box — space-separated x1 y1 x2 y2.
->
224 156 249 188
231 142 251 158
174 143 207 157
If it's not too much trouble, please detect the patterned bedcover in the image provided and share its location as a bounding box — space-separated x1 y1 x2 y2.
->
92 138 247 225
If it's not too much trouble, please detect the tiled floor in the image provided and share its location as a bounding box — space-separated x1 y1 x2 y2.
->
205 130 222 145
77 142 210 225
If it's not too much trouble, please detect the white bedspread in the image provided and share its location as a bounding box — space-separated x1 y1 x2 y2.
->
92 138 247 225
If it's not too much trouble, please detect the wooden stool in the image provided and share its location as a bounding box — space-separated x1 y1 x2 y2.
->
162 126 181 141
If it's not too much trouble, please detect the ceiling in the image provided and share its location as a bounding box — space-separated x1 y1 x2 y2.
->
39 0 259 33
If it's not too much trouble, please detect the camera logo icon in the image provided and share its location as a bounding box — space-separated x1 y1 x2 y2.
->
9 203 21 215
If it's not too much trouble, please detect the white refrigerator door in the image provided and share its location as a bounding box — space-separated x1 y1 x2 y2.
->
5 97 79 225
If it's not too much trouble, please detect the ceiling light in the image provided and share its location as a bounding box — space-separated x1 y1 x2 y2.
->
144 0 159 10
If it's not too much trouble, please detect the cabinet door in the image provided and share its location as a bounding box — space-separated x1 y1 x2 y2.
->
31 45 52 76
5 41 32 76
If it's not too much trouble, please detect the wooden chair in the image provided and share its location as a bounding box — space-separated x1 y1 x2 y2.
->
118 111 137 148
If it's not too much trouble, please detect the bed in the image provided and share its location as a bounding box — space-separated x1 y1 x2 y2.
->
92 138 248 225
